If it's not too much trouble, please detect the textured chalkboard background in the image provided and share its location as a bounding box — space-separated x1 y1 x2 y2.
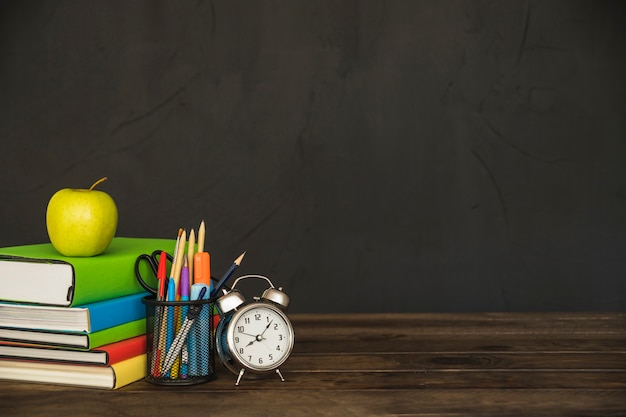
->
1 1 624 313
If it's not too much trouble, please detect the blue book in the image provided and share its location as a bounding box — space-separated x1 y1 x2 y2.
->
0 292 149 333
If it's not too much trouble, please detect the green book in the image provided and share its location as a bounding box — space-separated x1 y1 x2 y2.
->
0 237 175 307
86 318 146 349
0 318 146 349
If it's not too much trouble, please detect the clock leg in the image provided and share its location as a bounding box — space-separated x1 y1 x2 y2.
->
276 368 285 382
235 368 245 386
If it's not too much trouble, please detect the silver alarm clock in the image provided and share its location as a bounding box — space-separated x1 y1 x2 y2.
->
215 275 294 385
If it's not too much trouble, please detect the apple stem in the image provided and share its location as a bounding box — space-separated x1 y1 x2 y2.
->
89 177 108 191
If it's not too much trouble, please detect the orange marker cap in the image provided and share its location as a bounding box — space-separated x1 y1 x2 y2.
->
193 252 211 286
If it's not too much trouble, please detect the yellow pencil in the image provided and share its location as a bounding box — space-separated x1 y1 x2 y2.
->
187 228 195 285
170 228 183 279
172 229 187 298
197 220 205 253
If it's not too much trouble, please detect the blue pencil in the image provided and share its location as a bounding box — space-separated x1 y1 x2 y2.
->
210 252 246 298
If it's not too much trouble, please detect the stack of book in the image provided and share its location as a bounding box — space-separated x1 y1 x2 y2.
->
0 237 174 389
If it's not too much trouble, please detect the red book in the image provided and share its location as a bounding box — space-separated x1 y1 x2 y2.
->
0 335 146 366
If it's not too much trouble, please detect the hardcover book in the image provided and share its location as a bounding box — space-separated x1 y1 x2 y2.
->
0 292 149 332
0 237 175 306
0 353 147 389
0 334 146 365
0 318 146 349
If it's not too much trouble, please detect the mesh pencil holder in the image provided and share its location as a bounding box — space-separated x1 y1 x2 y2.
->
142 296 216 385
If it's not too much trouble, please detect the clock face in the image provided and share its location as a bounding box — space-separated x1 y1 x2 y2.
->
226 304 294 372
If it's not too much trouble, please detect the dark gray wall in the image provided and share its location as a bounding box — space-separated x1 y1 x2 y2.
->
1 1 625 313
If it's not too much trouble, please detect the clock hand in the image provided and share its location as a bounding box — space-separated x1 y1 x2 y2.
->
250 321 274 349
241 333 261 347
241 321 274 346
260 320 273 338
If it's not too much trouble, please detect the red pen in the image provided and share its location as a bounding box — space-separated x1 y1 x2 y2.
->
157 251 168 301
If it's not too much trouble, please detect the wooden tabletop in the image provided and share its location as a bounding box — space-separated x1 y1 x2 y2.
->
1 312 625 416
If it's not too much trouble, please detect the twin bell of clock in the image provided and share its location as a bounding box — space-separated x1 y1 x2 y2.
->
215 274 295 385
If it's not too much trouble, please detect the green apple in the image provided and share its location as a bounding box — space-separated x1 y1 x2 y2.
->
46 177 118 257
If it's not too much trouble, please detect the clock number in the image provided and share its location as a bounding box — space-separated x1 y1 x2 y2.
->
237 326 244 333
234 336 239 343
239 348 244 354
276 345 281 351
259 358 263 364
255 313 261 321
269 354 273 361
244 317 250 324
274 323 279 330
278 334 283 341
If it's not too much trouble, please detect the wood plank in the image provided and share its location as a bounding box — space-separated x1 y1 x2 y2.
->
276 370 626 390
290 313 626 337
294 337 626 353
291 311 626 324
283 352 626 371
2 365 623 392
2 387 625 417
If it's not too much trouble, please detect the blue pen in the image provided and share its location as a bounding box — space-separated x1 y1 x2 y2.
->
165 277 176 377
